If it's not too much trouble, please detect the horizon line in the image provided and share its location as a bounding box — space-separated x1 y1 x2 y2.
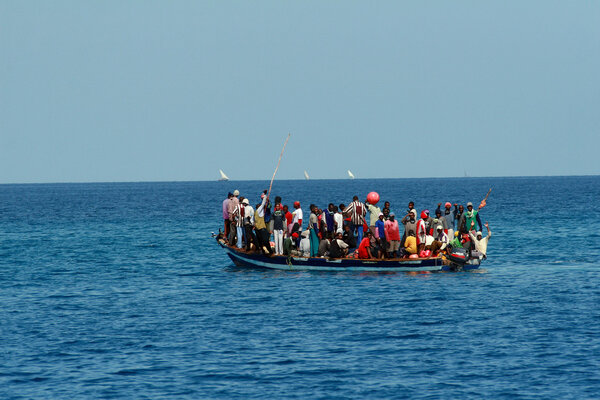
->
1 173 598 186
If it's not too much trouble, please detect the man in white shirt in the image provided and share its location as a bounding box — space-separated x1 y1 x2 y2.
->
469 222 492 258
333 205 344 234
292 201 303 231
242 199 255 251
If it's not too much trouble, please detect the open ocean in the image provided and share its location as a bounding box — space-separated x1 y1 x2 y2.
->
1 176 599 399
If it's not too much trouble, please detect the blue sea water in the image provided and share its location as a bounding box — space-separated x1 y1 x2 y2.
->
1 176 599 399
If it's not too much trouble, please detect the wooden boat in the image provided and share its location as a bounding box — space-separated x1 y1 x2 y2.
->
216 237 482 272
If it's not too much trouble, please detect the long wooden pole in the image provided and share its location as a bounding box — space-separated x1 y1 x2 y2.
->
479 188 492 209
267 133 291 199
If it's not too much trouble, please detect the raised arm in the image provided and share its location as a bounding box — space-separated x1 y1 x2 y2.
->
476 213 483 231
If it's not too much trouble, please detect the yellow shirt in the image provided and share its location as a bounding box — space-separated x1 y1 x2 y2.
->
404 236 417 254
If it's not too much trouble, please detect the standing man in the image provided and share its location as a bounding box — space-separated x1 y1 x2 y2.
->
227 190 240 244
242 199 255 252
292 201 303 232
430 208 448 235
365 198 382 238
222 192 232 241
308 204 320 257
323 203 336 237
381 201 391 220
463 202 483 233
375 213 387 257
455 204 466 234
384 213 401 258
333 205 344 234
401 209 417 245
254 191 273 255
231 196 246 249
283 205 293 236
436 202 455 239
344 196 367 245
272 202 285 255
416 210 430 253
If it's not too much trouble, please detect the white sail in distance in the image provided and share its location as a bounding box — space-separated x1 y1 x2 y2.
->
304 170 310 180
219 169 229 181
347 170 355 179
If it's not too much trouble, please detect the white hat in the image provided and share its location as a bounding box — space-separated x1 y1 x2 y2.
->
476 231 482 237
242 198 249 205
233 190 239 196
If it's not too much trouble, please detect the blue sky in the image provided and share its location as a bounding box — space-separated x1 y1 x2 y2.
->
1 1 598 183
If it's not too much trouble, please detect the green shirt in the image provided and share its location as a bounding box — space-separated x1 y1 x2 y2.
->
449 237 463 248
366 204 381 226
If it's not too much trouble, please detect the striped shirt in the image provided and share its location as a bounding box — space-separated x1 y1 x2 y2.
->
231 204 245 227
344 200 366 225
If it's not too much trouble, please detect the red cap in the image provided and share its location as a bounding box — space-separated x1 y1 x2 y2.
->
445 202 452 208
294 201 300 208
420 210 429 219
292 232 299 238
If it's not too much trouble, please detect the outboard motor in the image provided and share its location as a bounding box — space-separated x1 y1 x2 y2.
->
446 247 470 265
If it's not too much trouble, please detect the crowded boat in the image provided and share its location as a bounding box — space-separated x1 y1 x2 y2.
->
219 189 491 263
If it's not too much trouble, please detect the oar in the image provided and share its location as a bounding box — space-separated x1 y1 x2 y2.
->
267 133 291 199
479 188 492 209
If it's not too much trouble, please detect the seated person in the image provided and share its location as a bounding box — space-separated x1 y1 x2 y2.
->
447 231 463 251
299 230 311 257
329 232 349 258
430 225 449 255
357 231 374 259
283 232 299 256
317 235 331 257
402 230 418 257
342 224 357 249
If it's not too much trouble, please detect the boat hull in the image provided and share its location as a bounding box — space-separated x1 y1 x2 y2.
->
217 240 480 272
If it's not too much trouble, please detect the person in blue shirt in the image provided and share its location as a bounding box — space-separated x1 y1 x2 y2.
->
375 213 387 258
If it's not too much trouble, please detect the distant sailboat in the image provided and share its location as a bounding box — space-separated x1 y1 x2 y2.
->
347 170 355 179
219 169 229 181
304 170 310 180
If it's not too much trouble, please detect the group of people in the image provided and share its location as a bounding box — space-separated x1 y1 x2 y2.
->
221 190 491 260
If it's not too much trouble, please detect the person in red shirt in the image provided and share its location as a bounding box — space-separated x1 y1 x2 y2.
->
358 231 374 259
384 213 401 258
283 205 294 236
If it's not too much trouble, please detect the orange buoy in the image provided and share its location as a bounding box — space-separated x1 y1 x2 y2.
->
367 191 380 205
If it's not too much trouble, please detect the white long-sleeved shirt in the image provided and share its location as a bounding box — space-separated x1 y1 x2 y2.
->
469 230 492 256
244 205 255 225
299 238 310 257
256 196 267 218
